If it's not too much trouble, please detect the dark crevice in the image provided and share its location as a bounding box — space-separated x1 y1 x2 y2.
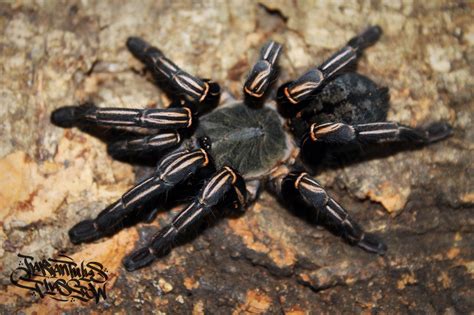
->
258 3 288 23
297 277 347 293
85 59 100 76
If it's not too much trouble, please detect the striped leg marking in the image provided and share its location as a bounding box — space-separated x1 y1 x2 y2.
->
244 41 282 103
69 149 209 244
306 121 451 145
107 131 181 158
288 172 387 254
87 106 192 129
127 36 164 68
126 37 221 110
51 103 192 130
123 166 246 271
128 35 207 101
152 54 209 103
277 25 382 114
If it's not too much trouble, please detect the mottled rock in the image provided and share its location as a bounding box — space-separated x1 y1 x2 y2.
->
0 1 472 314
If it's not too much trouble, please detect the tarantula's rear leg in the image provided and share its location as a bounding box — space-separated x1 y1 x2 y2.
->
69 148 210 244
277 25 382 117
243 41 282 106
302 121 453 147
123 166 246 271
280 172 387 254
127 37 220 114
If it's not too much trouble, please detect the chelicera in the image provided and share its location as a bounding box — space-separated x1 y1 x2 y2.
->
51 26 452 271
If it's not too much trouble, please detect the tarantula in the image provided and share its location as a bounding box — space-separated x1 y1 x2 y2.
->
51 26 452 271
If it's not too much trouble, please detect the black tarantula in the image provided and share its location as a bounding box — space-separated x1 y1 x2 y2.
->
51 26 452 271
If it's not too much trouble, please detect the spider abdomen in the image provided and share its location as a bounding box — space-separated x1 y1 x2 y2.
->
289 73 390 140
196 102 289 178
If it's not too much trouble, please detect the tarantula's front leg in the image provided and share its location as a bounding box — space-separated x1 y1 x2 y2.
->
123 166 246 271
107 131 181 159
69 149 210 244
303 121 453 147
51 102 192 130
277 26 382 116
127 37 220 113
281 172 387 254
244 41 282 106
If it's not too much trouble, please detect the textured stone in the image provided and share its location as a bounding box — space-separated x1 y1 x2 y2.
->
0 1 472 313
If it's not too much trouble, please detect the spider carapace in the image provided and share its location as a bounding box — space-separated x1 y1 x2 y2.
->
51 26 452 271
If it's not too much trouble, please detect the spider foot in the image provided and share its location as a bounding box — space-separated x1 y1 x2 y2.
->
357 233 387 255
347 25 382 51
126 36 163 66
50 103 95 128
69 219 104 244
423 122 453 143
123 247 157 271
124 226 176 271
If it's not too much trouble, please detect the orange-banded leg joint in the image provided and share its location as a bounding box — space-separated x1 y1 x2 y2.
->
244 41 282 106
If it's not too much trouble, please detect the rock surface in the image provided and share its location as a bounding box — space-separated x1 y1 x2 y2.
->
1 1 473 313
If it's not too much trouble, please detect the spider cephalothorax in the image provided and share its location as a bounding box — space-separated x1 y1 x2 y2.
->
195 103 290 178
51 26 452 271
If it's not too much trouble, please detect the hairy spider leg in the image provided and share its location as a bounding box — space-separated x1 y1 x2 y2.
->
127 37 220 114
277 25 382 116
302 121 453 147
243 40 283 106
123 166 246 271
69 149 210 244
107 131 181 159
51 102 193 129
282 172 387 254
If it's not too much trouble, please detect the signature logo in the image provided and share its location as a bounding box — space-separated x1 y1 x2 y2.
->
10 253 109 303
